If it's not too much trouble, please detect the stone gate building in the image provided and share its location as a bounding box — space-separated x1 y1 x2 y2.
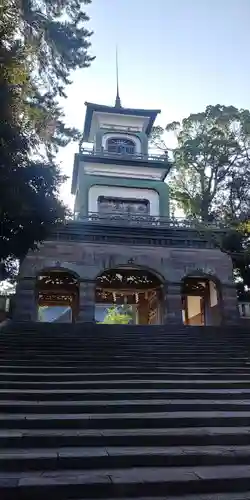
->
14 98 239 325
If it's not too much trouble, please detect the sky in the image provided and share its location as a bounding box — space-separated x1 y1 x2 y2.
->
58 0 250 208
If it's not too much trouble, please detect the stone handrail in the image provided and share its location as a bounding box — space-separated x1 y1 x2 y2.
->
68 213 228 230
79 147 168 163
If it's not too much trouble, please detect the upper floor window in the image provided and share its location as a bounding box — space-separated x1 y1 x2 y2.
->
107 137 135 155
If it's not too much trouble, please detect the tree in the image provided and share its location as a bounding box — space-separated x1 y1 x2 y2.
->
0 0 94 278
151 105 250 222
151 105 250 298
221 225 250 301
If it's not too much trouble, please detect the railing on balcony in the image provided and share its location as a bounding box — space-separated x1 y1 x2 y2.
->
79 146 168 163
70 212 228 230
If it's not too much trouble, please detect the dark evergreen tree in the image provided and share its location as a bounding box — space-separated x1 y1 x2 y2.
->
0 0 94 279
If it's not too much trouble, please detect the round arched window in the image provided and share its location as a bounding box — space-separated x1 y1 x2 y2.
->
107 137 135 155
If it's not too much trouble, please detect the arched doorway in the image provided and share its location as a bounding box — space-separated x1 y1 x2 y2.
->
36 269 79 323
107 137 136 155
95 267 163 324
181 275 221 326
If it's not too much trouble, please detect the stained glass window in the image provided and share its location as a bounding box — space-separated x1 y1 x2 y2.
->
107 137 135 155
98 196 149 215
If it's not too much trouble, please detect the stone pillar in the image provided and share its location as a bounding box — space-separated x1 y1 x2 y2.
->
13 278 36 321
138 296 149 325
78 280 96 323
221 284 240 324
163 282 183 324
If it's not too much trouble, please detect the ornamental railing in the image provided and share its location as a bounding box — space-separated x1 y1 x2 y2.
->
70 212 228 230
79 147 168 163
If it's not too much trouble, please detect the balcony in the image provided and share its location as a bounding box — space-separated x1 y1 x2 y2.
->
79 146 169 163
52 213 229 250
72 212 228 231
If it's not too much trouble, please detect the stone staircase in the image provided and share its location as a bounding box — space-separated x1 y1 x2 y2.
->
1 323 250 499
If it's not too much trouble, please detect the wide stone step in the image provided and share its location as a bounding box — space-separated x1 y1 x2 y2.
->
0 360 248 369
0 344 248 350
3 366 250 374
2 379 250 390
1 324 248 332
0 334 203 338
2 388 250 401
2 464 250 499
70 494 250 500
2 347 249 355
1 341 249 347
2 399 250 414
1 355 248 364
5 339 234 344
0 358 248 365
2 444 250 472
1 362 249 372
2 411 250 430
0 364 248 373
3 351 247 358
2 333 246 338
2 335 242 340
1 427 250 448
1 336 249 344
1 342 247 348
0 325 244 332
0 343 247 350
0 335 242 341
2 358 248 366
2 371 250 381
0 360 248 368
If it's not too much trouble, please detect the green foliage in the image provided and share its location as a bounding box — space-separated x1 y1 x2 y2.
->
0 0 93 276
101 306 132 325
151 104 250 298
221 227 250 301
152 105 250 223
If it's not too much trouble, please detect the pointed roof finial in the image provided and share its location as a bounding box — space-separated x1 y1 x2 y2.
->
115 46 121 108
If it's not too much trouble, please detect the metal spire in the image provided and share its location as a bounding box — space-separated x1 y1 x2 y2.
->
115 46 121 108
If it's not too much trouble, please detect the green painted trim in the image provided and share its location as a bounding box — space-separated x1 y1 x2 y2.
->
71 152 170 194
75 173 169 217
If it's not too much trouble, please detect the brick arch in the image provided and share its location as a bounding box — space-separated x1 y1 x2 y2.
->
94 264 166 325
181 270 222 288
102 133 141 154
35 267 80 323
93 252 167 283
35 266 80 281
94 264 166 285
181 271 223 326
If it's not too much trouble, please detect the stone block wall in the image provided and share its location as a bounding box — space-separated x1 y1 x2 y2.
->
13 238 239 324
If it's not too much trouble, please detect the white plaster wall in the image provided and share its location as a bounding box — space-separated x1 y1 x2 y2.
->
82 161 165 181
88 185 160 216
102 133 141 153
95 112 148 132
187 295 201 319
